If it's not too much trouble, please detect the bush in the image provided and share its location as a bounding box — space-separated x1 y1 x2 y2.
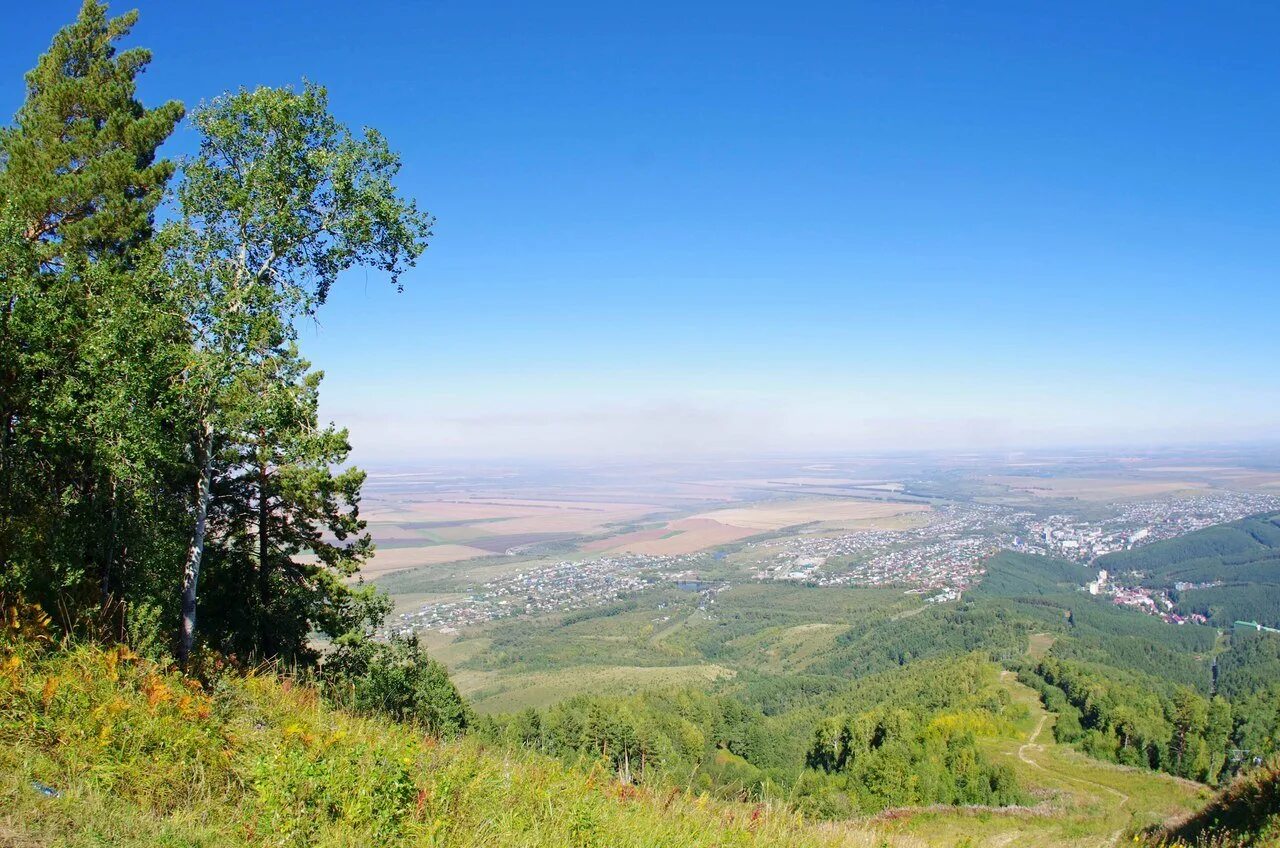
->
323 631 472 736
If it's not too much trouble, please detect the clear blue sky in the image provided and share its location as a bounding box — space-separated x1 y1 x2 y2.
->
6 2 1280 460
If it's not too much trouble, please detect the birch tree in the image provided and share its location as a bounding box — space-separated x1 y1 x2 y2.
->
168 82 432 663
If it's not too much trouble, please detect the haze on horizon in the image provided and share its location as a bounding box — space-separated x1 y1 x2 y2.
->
6 1 1279 461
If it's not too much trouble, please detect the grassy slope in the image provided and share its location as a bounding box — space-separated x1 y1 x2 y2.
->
876 672 1211 848
0 639 1224 848
1143 761 1280 847
1 639 915 848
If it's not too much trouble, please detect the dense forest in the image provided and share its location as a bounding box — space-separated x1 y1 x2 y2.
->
479 654 1026 816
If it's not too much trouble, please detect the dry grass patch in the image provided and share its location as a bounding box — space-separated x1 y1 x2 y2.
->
607 518 761 555
361 544 496 577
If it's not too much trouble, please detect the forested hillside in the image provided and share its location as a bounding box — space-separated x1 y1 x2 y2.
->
1100 512 1280 629
482 549 1280 817
1100 513 1280 584
481 654 1027 816
463 539 1280 836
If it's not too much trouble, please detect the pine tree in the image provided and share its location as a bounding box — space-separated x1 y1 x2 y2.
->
0 0 183 265
0 0 184 628
198 344 374 663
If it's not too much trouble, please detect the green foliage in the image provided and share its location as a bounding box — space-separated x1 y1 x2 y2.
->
1093 512 1280 635
484 653 1028 815
0 0 188 635
1218 631 1280 701
3 10 1277 843
325 631 472 737
1099 512 1280 587
971 550 1094 597
970 552 1216 689
167 80 432 663
0 637 904 848
1179 584 1280 630
482 686 768 796
809 602 1029 678
463 547 1253 815
1024 655 1238 784
0 0 184 264
0 4 432 668
802 656 1025 813
1141 757 1280 847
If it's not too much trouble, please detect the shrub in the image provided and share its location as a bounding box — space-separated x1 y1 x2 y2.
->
323 631 472 736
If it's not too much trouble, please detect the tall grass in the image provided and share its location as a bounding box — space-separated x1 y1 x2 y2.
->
0 636 914 847
1139 759 1280 847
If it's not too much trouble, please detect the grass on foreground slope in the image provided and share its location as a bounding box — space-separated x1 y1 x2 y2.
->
1141 760 1280 847
0 637 920 848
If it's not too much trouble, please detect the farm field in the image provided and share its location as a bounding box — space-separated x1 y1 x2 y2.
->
360 495 674 576
361 467 939 575
358 543 498 577
359 454 1280 585
593 517 761 554
587 499 932 555
984 475 1208 502
691 498 929 530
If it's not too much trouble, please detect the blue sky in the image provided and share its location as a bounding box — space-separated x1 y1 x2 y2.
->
5 2 1280 460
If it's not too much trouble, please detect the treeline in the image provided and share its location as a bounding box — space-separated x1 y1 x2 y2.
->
1019 656 1257 784
799 653 1025 816
974 552 1216 689
0 1 434 673
479 688 787 799
481 654 1028 816
803 709 1023 816
967 551 1280 787
491 546 1280 804
1094 512 1280 628
979 551 1280 785
807 603 1029 678
1217 630 1280 700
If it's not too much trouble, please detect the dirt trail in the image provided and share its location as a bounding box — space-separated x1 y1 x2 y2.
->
1019 713 1049 762
879 673 1205 848
1001 674 1144 847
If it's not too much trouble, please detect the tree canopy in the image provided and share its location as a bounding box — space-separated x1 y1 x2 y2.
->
0 2 431 675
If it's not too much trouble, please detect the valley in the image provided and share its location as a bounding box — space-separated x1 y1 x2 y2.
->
351 451 1280 844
